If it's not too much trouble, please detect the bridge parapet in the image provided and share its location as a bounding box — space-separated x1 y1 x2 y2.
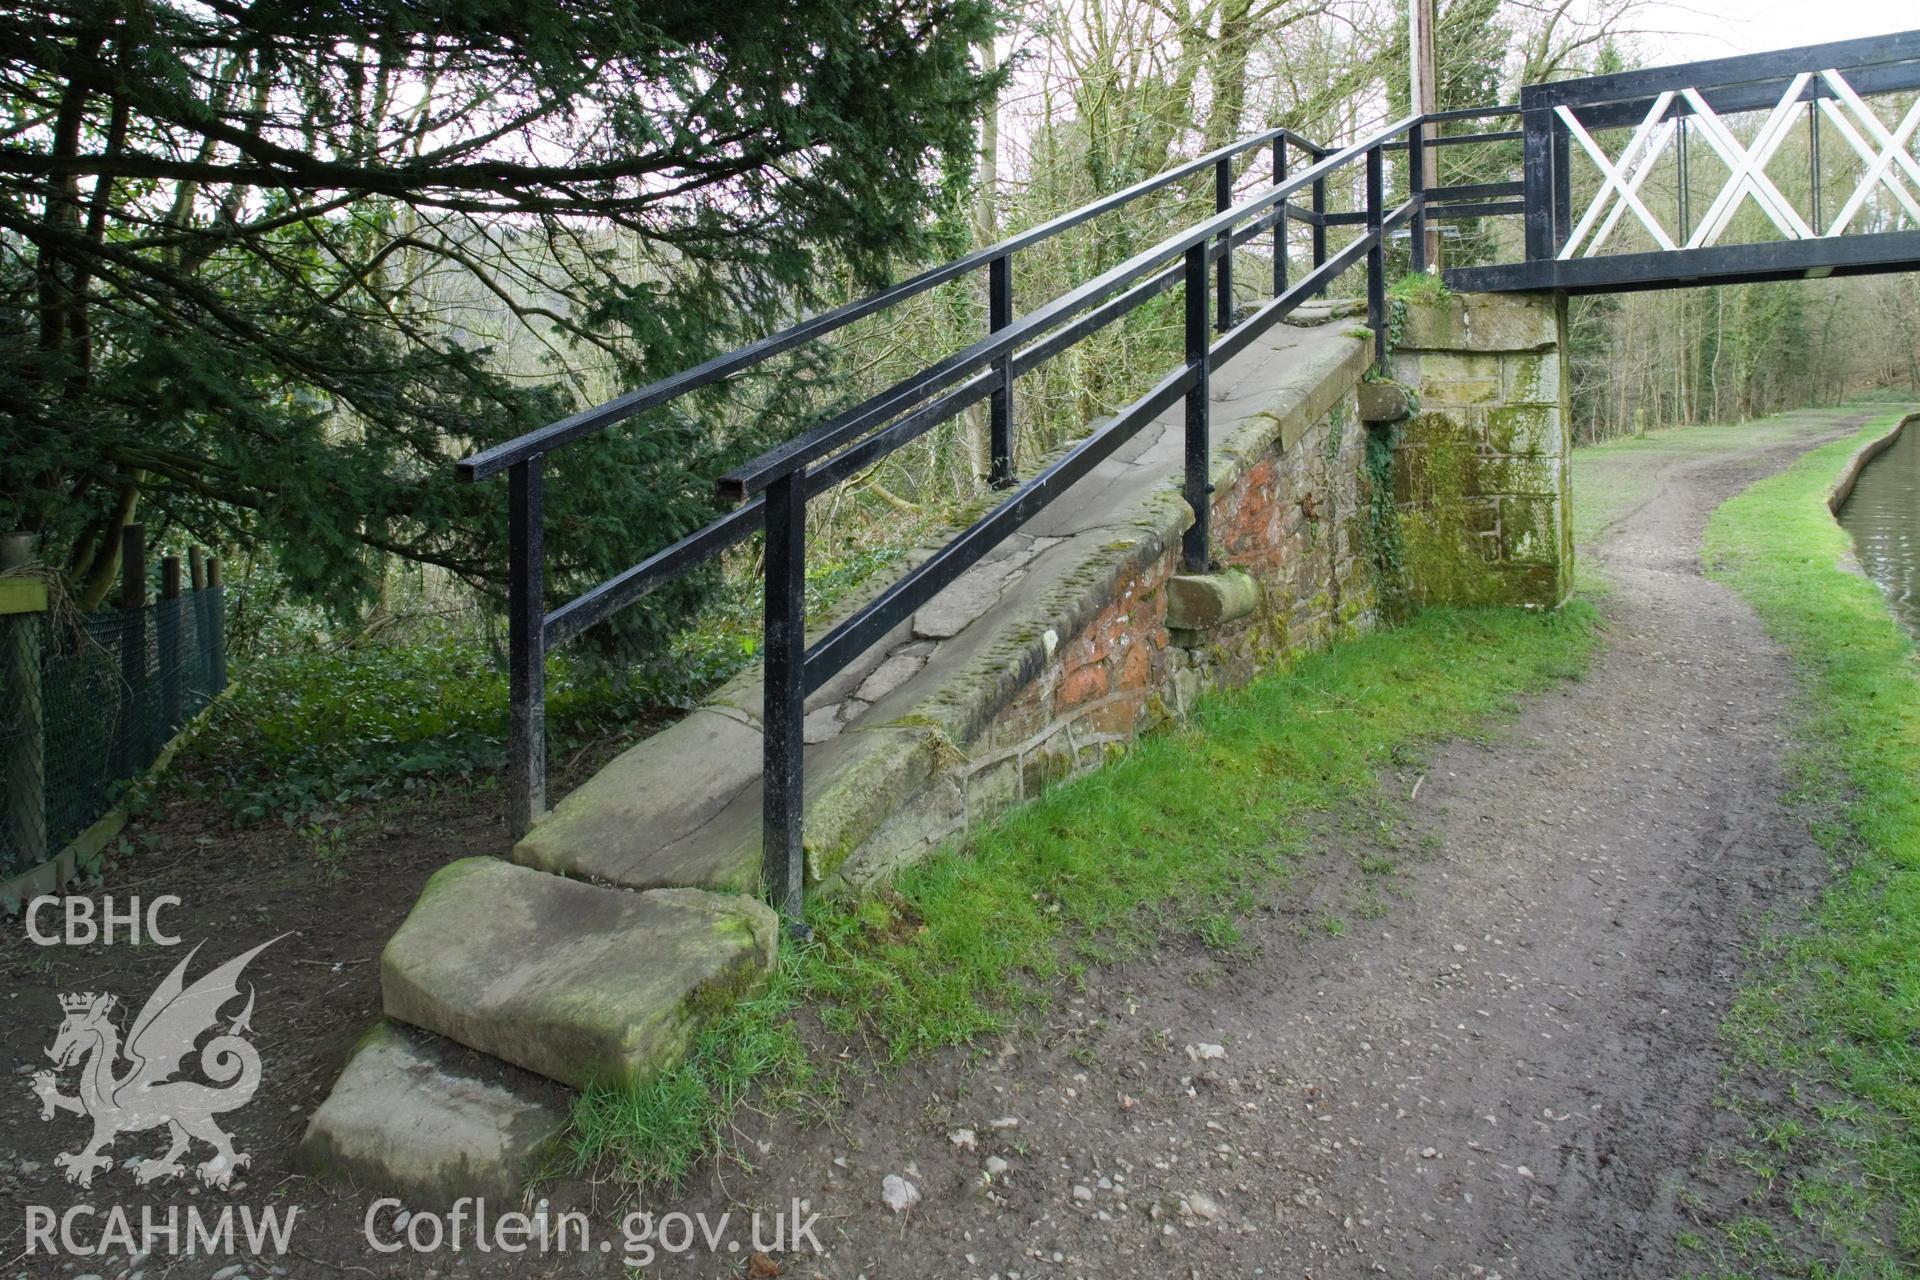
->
1450 30 1920 295
1387 292 1573 609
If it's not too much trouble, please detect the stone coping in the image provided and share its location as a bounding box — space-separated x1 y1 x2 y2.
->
1828 410 1918 515
516 322 1371 894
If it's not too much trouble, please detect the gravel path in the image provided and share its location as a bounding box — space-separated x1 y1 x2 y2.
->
673 413 1863 1280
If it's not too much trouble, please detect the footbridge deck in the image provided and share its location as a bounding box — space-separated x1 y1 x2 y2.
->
1446 31 1920 294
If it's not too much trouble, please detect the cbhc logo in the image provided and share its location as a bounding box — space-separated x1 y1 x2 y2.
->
24 895 183 946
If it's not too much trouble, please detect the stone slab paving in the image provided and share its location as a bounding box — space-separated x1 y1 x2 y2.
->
515 320 1368 893
379 857 778 1089
296 1020 568 1205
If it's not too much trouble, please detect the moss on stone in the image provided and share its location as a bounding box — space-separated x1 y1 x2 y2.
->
1388 272 1453 307
411 857 496 913
1504 352 1546 404
1499 496 1562 565
802 728 958 883
1398 411 1506 607
1485 405 1551 456
1475 455 1559 496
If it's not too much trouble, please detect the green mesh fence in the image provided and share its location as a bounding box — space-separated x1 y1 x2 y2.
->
0 587 225 879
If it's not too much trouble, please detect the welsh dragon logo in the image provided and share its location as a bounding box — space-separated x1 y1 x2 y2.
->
28 937 281 1189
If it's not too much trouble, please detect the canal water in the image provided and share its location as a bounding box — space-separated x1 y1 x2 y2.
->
1838 419 1920 632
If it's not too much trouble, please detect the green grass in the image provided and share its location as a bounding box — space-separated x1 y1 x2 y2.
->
187 541 916 826
564 600 1601 1187
1690 407 1920 1277
187 634 616 823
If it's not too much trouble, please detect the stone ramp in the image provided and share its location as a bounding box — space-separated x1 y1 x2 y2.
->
517 320 1371 894
301 313 1380 1203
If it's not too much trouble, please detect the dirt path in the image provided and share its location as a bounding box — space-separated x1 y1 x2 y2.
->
0 413 1862 1280
654 413 1863 1280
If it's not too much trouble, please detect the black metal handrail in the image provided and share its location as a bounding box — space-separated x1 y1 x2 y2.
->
460 109 1459 928
458 126 1323 482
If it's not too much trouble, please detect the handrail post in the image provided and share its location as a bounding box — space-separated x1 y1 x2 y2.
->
1365 144 1387 368
1214 156 1234 331
1182 243 1212 573
1272 136 1289 294
507 455 547 839
1521 89 1554 260
1311 159 1328 294
761 466 808 930
1409 119 1430 274
988 253 1015 487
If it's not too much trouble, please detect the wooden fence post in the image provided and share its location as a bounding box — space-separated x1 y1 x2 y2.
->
206 556 227 692
188 547 210 695
119 524 147 769
1 532 47 874
159 554 183 738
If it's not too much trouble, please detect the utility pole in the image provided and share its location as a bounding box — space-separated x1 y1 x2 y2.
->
1410 0 1441 270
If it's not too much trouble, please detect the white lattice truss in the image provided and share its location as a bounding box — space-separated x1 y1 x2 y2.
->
1556 69 1920 259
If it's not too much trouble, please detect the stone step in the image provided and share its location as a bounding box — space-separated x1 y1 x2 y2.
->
297 1020 568 1206
380 858 777 1090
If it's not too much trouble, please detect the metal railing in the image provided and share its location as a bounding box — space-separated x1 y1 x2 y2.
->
460 110 1470 926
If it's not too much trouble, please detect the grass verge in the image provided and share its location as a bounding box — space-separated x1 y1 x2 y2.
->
565 600 1600 1188
1694 409 1920 1277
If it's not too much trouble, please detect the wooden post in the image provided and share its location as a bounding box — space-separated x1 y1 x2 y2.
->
188 546 210 694
159 554 183 737
118 524 147 770
206 556 228 692
1 533 46 873
1409 0 1441 270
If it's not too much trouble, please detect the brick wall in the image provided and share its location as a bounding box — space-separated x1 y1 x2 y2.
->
845 380 1380 883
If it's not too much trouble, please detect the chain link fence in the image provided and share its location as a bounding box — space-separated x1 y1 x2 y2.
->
1 568 226 882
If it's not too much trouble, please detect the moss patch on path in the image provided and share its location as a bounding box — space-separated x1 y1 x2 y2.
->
563 601 1600 1188
1693 408 1920 1277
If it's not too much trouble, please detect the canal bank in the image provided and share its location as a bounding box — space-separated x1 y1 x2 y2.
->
1701 404 1920 1275
1833 409 1920 631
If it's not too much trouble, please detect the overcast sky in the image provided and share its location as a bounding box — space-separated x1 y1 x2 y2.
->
1627 0 1913 61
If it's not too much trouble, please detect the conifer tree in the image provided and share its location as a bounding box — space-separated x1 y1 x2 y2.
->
0 0 1002 633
